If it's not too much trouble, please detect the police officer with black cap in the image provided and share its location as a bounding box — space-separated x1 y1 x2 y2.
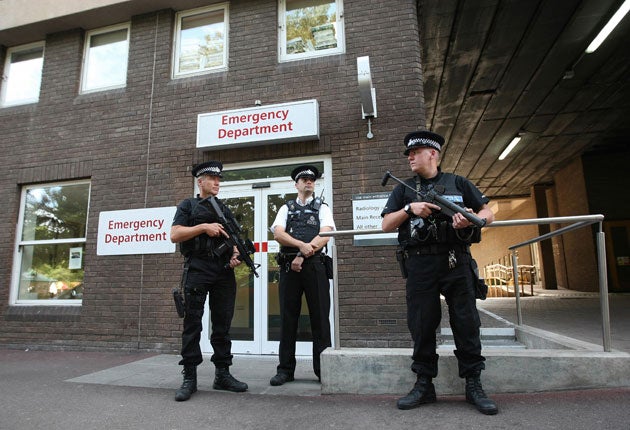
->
170 160 248 401
269 165 336 385
381 131 498 415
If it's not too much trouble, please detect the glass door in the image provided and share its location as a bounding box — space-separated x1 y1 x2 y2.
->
261 186 316 356
200 179 331 355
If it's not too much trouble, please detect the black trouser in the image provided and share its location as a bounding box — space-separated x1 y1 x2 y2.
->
405 249 485 378
179 258 236 369
277 257 331 376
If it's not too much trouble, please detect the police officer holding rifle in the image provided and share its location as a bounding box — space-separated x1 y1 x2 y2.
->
170 160 248 401
381 131 498 415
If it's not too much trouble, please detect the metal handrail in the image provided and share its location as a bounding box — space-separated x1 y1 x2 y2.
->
320 214 612 352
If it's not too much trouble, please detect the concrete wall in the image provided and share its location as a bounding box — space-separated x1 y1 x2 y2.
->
550 157 598 291
472 198 538 271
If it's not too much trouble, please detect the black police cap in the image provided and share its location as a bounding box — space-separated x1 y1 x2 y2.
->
291 165 320 182
403 130 444 155
191 160 223 178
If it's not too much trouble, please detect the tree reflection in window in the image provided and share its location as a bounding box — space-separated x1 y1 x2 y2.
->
17 182 90 302
286 0 338 54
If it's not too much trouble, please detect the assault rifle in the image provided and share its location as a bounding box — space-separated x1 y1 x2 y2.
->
381 171 487 228
206 196 260 278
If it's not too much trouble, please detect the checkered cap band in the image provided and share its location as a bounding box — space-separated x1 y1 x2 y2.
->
295 169 316 179
196 166 222 176
407 137 441 152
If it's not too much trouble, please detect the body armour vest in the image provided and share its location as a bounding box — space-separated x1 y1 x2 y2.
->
280 198 322 254
399 173 481 248
179 197 227 257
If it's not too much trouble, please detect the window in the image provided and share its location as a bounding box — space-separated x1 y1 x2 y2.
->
11 181 91 304
173 4 229 78
1 41 45 107
80 23 130 93
279 0 345 62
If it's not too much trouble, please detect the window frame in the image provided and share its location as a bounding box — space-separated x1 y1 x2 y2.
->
278 0 345 62
80 22 130 94
172 3 230 79
10 180 92 306
0 41 45 107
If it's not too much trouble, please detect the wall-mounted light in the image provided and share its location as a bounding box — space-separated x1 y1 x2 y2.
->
498 133 523 160
585 0 630 53
357 56 377 139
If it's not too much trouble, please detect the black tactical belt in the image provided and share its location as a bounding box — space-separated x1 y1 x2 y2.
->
405 244 470 255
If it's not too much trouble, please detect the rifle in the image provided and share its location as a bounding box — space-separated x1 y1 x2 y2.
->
206 196 260 278
381 170 487 228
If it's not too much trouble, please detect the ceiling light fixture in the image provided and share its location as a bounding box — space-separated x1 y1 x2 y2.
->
585 0 630 53
498 134 523 160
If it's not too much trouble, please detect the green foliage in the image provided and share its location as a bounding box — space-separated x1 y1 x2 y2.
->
286 3 335 45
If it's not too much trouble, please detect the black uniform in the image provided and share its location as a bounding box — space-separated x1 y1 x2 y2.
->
172 196 237 369
276 199 332 378
381 170 488 378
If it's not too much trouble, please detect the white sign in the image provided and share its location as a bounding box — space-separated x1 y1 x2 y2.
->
97 207 177 256
68 247 83 270
352 193 398 246
197 99 319 149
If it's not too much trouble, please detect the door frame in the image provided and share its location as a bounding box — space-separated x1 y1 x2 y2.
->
199 156 335 355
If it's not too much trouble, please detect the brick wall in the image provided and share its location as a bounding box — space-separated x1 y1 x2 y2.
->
0 0 425 351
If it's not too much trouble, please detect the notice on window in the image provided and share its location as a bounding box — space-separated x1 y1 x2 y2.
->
68 247 83 270
97 207 177 256
352 193 397 246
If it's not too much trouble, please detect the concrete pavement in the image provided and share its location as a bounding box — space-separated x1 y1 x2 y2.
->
1 293 629 429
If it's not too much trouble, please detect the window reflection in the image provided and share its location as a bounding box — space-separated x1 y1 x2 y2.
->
81 24 129 93
22 183 89 241
281 0 344 61
15 181 90 303
175 6 228 77
223 195 255 341
1 42 44 107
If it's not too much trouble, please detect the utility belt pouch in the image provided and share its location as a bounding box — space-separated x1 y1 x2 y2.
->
321 254 334 279
213 240 230 258
470 259 488 300
275 253 286 266
396 248 408 279
172 257 190 318
172 288 185 318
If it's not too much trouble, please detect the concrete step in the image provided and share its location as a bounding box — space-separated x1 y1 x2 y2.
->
321 325 630 395
440 327 526 349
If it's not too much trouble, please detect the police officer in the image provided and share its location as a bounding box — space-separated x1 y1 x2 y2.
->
381 131 498 415
170 160 248 401
269 165 336 385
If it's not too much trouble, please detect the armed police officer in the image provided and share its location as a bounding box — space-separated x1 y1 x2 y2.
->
381 131 498 415
269 165 336 385
170 160 248 401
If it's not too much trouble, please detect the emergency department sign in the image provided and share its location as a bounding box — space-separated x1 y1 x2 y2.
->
197 99 319 149
97 207 177 255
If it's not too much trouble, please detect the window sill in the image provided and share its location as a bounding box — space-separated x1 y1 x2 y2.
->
5 305 81 322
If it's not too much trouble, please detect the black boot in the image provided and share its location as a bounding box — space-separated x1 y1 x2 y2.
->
397 374 437 410
465 372 498 415
174 366 197 402
213 367 248 392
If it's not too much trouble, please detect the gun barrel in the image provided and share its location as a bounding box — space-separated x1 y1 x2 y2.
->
428 191 486 228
